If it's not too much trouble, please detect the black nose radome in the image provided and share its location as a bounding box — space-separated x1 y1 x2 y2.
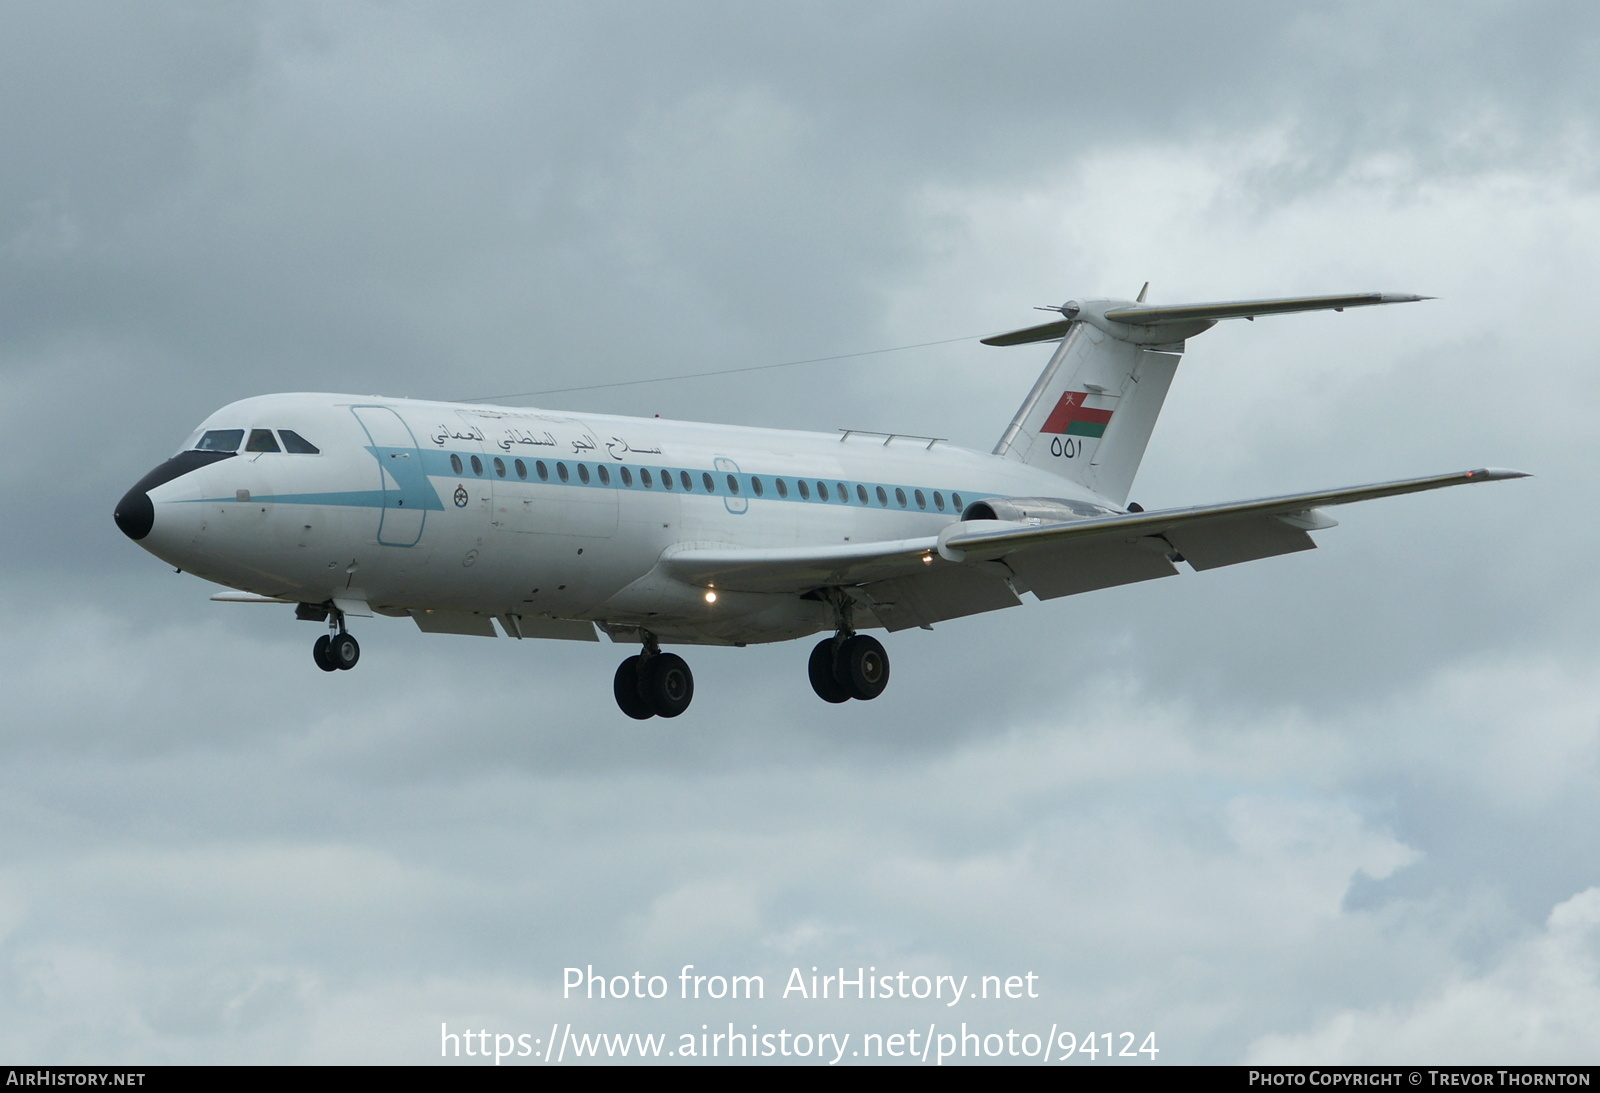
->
113 450 237 543
114 486 154 540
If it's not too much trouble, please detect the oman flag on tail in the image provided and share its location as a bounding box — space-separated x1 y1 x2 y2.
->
1040 390 1116 437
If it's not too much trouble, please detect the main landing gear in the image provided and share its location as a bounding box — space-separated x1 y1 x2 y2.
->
614 634 694 719
808 633 889 703
807 589 890 703
312 611 360 673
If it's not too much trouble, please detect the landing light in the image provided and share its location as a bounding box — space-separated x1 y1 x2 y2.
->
704 590 717 604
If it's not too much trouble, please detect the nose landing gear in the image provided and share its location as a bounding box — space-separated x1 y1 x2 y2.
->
613 633 694 719
312 610 360 672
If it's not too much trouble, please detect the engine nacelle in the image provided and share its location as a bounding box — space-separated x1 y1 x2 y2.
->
959 495 1119 523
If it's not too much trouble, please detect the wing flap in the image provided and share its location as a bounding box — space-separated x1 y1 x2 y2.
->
411 609 497 637
861 565 1024 631
500 614 600 642
1007 536 1181 599
1164 515 1317 571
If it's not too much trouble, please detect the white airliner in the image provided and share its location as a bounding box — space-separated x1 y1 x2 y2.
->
115 291 1524 718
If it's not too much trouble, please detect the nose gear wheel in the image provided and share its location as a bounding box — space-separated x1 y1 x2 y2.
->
311 606 360 672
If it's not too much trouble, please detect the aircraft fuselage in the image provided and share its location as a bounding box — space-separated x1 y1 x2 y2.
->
117 392 1099 647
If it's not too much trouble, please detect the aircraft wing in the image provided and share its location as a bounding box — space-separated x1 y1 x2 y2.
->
660 469 1527 631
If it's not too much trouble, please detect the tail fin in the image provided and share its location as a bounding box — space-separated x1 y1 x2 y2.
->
988 292 1429 506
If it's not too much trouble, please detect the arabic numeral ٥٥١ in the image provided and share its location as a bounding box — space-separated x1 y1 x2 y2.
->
1049 436 1081 459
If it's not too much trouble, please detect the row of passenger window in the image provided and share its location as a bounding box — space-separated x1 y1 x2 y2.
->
195 428 320 454
446 453 964 512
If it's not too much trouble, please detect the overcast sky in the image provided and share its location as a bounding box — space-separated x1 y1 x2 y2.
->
2 0 1596 1065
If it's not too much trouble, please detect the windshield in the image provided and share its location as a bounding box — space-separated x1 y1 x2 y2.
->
194 429 244 453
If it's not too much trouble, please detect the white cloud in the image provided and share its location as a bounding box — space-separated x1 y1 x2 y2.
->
1247 887 1600 1064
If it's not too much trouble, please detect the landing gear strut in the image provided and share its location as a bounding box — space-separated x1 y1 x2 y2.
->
807 590 890 703
614 633 694 719
312 609 360 672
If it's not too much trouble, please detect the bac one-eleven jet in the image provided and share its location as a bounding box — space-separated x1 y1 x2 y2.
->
115 290 1524 719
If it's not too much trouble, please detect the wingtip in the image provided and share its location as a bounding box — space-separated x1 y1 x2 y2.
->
1467 467 1532 480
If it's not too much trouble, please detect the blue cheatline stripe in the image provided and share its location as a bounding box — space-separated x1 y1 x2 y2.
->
188 446 992 515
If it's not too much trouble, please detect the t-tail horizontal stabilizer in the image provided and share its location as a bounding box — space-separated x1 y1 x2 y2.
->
981 292 1433 347
988 290 1433 507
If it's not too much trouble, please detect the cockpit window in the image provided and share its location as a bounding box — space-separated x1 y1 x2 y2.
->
246 429 281 453
195 429 244 452
280 430 320 454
